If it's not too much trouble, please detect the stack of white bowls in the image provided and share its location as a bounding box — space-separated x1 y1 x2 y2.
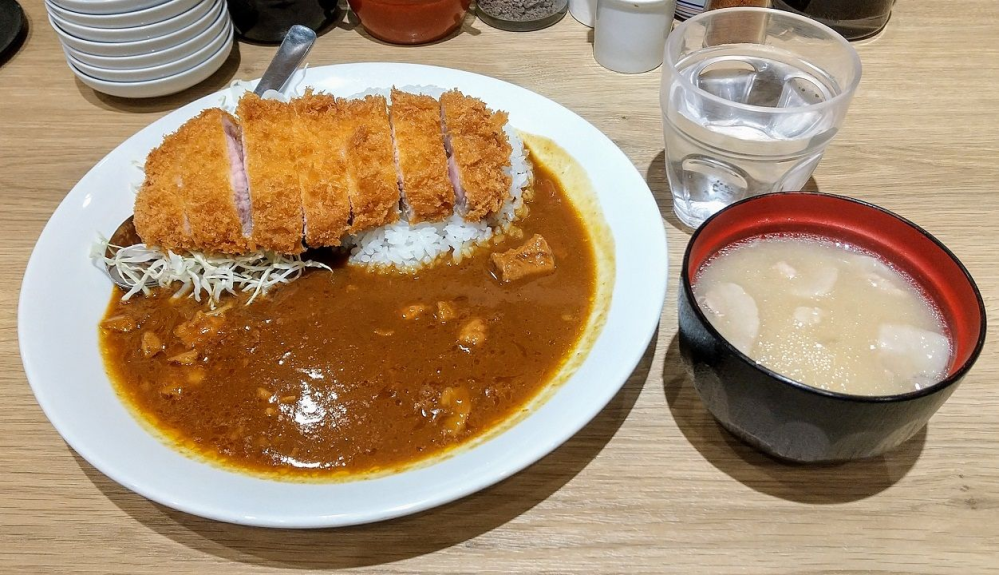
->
47 0 234 98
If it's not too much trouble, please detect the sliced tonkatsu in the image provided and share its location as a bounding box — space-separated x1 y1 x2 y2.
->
389 89 454 223
238 93 305 254
439 90 513 222
292 90 352 247
133 89 518 257
180 108 252 254
341 95 400 234
133 125 194 254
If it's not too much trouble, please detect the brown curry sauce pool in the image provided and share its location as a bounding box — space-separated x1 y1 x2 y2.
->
99 160 598 479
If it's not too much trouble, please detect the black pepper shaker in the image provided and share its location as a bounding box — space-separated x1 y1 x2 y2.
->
477 0 569 31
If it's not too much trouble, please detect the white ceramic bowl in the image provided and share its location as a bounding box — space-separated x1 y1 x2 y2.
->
50 2 225 57
48 0 169 15
69 36 232 98
65 22 231 82
63 16 227 69
48 0 217 42
44 0 200 29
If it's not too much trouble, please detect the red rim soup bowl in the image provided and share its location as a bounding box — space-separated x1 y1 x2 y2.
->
347 0 471 45
678 192 987 463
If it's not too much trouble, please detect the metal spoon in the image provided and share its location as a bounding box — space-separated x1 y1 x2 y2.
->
103 26 317 289
254 25 317 96
104 215 143 289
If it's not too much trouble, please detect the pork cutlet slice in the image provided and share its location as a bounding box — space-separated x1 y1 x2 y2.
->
172 108 253 254
439 90 512 222
133 126 194 253
341 95 400 234
237 93 305 254
292 90 352 247
389 89 454 223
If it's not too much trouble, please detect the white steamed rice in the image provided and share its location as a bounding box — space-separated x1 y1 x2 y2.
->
349 122 531 269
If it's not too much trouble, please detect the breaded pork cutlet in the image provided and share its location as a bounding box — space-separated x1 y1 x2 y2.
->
389 89 454 223
439 90 512 222
134 127 194 253
237 93 304 254
341 95 400 234
172 108 252 254
292 90 352 247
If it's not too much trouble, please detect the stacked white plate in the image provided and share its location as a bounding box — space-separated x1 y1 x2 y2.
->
47 0 234 98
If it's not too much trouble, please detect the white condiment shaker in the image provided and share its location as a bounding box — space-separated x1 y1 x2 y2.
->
593 0 676 74
569 0 597 26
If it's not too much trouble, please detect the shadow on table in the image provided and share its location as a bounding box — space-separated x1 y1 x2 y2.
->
645 150 820 234
75 335 657 569
661 334 924 504
73 42 243 114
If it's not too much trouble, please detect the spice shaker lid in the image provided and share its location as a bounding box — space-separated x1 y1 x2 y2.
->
477 0 569 31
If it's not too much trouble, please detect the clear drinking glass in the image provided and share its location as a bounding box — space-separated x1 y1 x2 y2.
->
660 7 862 227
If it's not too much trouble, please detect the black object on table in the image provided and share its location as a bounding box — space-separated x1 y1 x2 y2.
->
0 0 25 66
228 0 340 44
773 0 895 40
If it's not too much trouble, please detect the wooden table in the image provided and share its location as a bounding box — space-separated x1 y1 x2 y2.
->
3 2 997 573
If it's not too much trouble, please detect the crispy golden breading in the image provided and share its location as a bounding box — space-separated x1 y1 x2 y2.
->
133 129 193 253
135 90 517 256
389 89 454 223
341 95 400 233
292 91 352 247
439 90 512 222
237 94 304 254
171 108 251 254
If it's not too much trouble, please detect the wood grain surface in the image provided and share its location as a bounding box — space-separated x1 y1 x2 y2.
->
2 2 997 573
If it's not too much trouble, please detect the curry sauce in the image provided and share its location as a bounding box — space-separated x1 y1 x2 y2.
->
99 162 597 479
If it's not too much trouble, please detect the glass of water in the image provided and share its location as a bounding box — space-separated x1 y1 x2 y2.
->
660 7 862 228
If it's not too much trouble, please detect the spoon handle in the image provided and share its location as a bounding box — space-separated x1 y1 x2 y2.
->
254 25 317 96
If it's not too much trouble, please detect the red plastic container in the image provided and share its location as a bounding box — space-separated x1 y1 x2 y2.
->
348 0 471 44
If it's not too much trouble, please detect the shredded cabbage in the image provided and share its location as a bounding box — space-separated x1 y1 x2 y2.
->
95 69 323 307
91 236 330 307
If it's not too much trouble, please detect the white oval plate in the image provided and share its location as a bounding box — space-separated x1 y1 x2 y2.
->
64 20 232 83
67 29 232 98
45 0 200 30
48 0 216 42
62 9 227 69
49 0 169 15
49 0 224 57
19 63 667 528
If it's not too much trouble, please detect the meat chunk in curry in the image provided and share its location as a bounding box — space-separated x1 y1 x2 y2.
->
173 310 226 349
489 234 556 283
458 317 488 348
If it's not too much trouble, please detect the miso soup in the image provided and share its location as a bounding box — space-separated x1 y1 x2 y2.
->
693 235 951 396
